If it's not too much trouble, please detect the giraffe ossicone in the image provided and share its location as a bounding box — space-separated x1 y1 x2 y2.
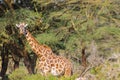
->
16 22 73 77
16 22 28 28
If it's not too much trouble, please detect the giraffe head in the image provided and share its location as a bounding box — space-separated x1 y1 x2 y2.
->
16 22 28 35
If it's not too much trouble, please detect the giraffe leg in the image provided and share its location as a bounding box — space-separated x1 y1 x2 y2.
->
64 67 72 77
36 62 50 76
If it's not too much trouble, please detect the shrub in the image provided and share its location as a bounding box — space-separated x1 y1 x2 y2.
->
8 68 77 80
9 68 28 80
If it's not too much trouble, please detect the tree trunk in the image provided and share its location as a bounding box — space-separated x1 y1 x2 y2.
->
0 43 9 79
81 47 87 67
23 51 34 74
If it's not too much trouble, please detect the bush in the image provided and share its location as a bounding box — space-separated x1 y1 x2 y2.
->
23 74 45 80
9 68 28 80
8 68 77 80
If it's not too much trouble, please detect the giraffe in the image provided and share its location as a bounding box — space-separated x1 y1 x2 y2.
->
16 22 73 77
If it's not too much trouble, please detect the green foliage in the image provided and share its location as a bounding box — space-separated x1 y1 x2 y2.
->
60 75 77 80
36 32 59 45
35 32 64 51
1 0 120 80
90 66 102 75
1 0 119 53
64 34 80 52
9 68 77 80
4 8 42 27
0 32 9 46
23 74 58 80
93 26 120 40
9 68 28 80
35 0 120 53
23 74 45 80
24 74 77 80
89 56 120 80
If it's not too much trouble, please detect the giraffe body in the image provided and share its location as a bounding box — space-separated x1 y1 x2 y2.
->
36 54 72 76
16 22 73 77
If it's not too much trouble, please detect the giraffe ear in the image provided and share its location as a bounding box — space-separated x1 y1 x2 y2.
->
25 24 28 27
16 24 20 28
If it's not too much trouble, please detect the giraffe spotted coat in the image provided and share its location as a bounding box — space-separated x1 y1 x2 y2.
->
16 22 73 77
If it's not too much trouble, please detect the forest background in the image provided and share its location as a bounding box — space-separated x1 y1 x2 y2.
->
0 0 120 80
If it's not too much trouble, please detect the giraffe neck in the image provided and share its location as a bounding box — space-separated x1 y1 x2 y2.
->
24 30 53 58
25 30 41 56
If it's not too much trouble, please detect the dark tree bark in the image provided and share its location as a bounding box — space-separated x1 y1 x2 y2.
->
0 43 9 79
10 42 34 74
23 52 34 74
81 47 87 67
0 42 34 79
